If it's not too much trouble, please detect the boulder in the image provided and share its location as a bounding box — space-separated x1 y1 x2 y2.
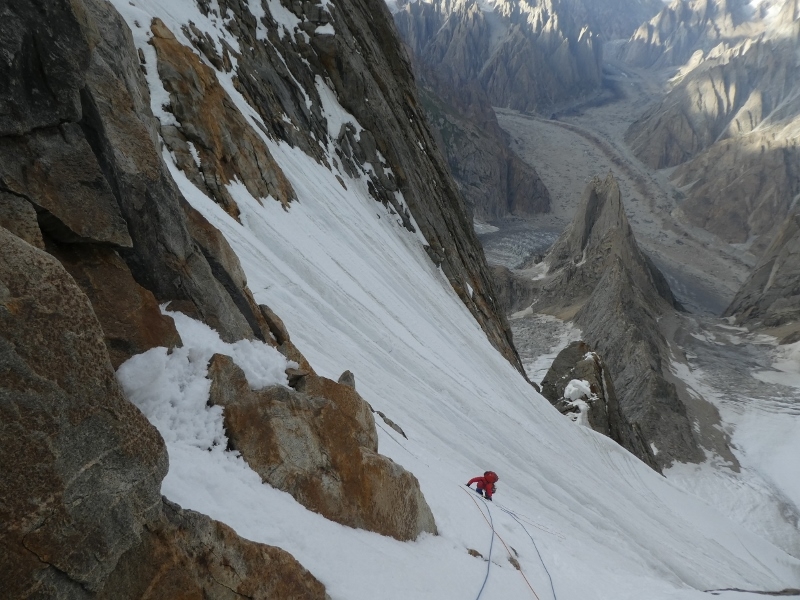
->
100 499 330 600
207 354 437 541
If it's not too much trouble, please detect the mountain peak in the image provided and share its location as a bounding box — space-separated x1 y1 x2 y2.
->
542 173 678 313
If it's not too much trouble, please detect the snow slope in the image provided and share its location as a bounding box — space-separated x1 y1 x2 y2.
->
667 327 800 557
113 1 800 598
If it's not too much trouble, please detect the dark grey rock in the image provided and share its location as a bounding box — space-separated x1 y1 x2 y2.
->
0 227 168 598
725 211 800 332
338 370 356 388
525 175 704 469
542 341 659 470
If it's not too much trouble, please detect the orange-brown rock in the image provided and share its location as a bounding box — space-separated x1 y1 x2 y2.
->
48 243 182 369
100 499 330 600
207 354 437 541
150 18 295 218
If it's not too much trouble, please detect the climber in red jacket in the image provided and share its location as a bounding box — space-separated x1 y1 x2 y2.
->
466 471 499 500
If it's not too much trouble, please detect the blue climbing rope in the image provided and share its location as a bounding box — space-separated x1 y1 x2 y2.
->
505 510 558 600
461 486 495 600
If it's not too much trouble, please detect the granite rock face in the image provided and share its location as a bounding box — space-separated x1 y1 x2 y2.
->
0 227 168 597
208 354 438 541
100 499 331 600
151 18 296 218
157 0 522 372
540 341 658 470
534 174 679 316
418 71 551 221
3 0 474 594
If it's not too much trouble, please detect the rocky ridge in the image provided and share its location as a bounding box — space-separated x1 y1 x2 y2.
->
620 0 768 69
724 210 800 340
495 174 719 469
623 0 800 255
393 0 605 114
540 341 658 470
417 67 551 221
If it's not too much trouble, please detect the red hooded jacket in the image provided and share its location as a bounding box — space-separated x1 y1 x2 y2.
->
467 471 499 499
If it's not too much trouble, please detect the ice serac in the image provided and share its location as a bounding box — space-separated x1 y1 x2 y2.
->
540 341 658 470
524 174 710 469
725 211 800 339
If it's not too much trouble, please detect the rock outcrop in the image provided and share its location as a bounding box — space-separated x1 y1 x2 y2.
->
100 499 330 600
0 227 330 599
208 354 437 541
0 227 167 597
490 264 543 314
520 175 706 468
151 18 296 217
541 341 658 470
724 211 800 337
533 174 679 316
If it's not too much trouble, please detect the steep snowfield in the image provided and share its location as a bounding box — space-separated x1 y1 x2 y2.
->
112 1 800 598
